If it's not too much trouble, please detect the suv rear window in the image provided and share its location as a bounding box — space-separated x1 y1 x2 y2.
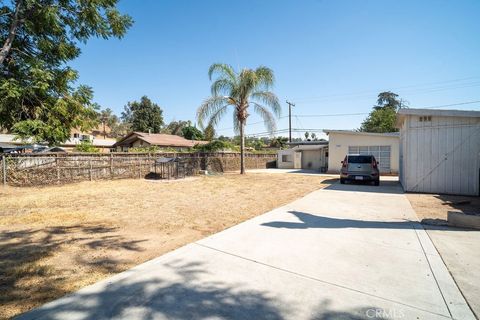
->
347 155 372 163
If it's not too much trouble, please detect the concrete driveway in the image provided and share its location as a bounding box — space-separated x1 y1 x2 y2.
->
18 181 475 320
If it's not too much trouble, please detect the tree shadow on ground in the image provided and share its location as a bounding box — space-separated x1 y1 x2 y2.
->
312 299 387 320
18 259 285 320
0 225 146 319
261 211 469 231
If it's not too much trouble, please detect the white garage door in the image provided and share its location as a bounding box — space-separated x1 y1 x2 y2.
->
348 146 391 172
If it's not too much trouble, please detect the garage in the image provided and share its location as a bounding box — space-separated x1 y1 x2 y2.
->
348 145 392 172
397 108 480 196
324 130 399 174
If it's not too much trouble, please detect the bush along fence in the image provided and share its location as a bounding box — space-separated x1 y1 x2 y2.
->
0 152 277 187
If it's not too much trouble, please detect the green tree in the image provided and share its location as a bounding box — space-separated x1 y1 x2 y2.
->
203 124 216 141
99 108 119 128
304 131 310 140
359 91 405 133
197 63 281 174
270 136 288 148
162 120 191 136
122 96 164 133
99 108 131 138
0 0 133 144
181 125 204 140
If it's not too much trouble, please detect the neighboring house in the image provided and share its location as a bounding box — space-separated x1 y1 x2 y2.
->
324 130 400 174
71 124 112 140
397 108 480 196
62 137 116 153
277 141 329 171
114 132 208 151
0 132 115 153
0 134 34 153
0 142 26 153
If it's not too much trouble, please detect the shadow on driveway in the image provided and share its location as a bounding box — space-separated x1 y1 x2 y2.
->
324 180 404 195
18 259 285 320
261 211 472 232
18 258 388 320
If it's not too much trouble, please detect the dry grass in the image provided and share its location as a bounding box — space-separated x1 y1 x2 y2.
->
0 173 334 319
407 193 480 225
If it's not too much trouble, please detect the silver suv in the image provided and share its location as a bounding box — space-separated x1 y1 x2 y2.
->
340 154 380 186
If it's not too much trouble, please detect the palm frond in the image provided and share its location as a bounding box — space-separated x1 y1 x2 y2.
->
211 78 234 97
252 102 277 134
197 96 230 128
238 69 257 100
254 66 275 90
208 63 236 82
206 105 229 129
251 91 281 117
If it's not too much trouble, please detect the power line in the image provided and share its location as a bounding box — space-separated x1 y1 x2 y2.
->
215 99 480 133
293 76 480 103
421 100 480 109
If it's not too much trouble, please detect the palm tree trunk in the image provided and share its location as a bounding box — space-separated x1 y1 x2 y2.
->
239 121 245 174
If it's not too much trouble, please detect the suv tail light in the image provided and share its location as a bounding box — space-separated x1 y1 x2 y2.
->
372 159 378 169
342 157 348 169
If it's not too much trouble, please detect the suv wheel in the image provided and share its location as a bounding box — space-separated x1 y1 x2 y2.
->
374 179 380 186
340 178 345 184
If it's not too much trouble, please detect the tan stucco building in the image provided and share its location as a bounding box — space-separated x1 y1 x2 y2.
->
324 130 400 174
277 141 329 171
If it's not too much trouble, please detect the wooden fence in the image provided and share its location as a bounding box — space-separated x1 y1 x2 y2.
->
0 152 277 187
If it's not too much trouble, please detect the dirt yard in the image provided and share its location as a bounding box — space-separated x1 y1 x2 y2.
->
407 193 480 225
0 173 334 319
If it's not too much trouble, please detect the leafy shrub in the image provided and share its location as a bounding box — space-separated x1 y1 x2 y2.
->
194 140 239 152
74 140 99 153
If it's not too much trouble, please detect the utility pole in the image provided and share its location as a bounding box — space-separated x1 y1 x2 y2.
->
286 100 295 142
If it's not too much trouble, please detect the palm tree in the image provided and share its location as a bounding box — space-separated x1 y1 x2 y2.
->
197 63 281 174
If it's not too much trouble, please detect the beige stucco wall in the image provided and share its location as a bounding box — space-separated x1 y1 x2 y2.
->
277 149 301 169
327 132 399 173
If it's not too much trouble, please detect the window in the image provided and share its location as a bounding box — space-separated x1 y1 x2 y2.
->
419 116 432 122
348 145 391 172
73 133 80 138
347 155 373 163
282 155 292 162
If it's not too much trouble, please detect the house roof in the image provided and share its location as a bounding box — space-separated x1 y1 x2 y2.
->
62 138 116 148
397 108 480 118
114 132 209 148
0 134 115 148
396 108 480 127
323 129 400 137
0 142 18 149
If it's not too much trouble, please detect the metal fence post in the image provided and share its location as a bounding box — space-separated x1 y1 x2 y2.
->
2 155 6 187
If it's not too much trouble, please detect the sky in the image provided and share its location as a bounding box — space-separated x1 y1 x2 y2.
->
71 0 480 140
